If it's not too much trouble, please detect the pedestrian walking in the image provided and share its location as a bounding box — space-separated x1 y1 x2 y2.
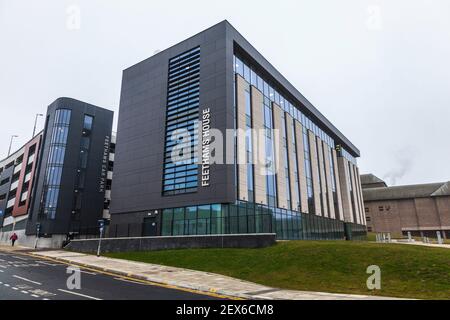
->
10 232 18 247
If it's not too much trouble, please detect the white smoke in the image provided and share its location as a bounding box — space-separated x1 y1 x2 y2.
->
383 146 414 186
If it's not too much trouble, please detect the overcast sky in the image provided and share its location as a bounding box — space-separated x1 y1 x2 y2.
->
1 0 449 186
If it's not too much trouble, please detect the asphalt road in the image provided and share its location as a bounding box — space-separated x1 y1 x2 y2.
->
0 250 223 300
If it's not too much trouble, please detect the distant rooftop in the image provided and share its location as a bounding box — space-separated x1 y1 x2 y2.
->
363 181 450 201
360 174 387 189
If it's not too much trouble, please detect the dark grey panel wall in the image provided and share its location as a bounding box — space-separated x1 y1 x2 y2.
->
110 22 236 215
26 98 113 235
65 234 277 254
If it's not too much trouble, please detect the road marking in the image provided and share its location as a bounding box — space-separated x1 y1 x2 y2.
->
36 261 61 266
0 270 3 273
4 284 10 287
57 289 102 300
12 287 18 290
0 265 7 268
114 277 147 285
21 291 29 294
16 284 32 290
43 298 50 300
79 270 97 275
13 275 42 285
29 289 56 297
13 256 28 261
31 294 39 298
20 251 239 300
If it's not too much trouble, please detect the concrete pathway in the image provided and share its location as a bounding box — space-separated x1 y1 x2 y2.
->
0 244 31 252
389 240 450 249
24 249 404 300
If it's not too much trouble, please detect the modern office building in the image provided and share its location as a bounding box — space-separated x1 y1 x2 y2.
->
362 174 450 238
0 132 43 234
0 97 115 247
110 20 367 240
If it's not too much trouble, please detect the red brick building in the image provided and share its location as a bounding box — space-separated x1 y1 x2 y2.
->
361 174 450 238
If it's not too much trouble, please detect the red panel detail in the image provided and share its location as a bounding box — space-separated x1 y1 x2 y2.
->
12 134 42 217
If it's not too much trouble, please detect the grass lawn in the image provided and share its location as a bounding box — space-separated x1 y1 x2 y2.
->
106 241 450 300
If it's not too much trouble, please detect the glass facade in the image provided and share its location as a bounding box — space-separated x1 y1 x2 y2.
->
40 109 71 219
162 47 200 196
281 113 291 209
160 201 366 241
347 162 358 222
315 140 325 214
263 97 277 207
232 53 366 236
234 55 339 152
288 117 300 210
329 147 340 219
234 54 347 216
303 126 315 213
339 146 357 165
244 85 255 202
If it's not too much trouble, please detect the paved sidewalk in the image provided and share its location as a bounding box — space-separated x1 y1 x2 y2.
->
0 244 32 252
27 250 402 300
390 240 450 249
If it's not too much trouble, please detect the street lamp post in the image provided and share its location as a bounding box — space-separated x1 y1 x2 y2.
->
32 113 44 138
7 135 18 157
97 219 105 257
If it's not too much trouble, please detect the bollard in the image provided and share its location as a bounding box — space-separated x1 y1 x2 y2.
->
387 233 392 243
437 231 443 245
407 232 412 242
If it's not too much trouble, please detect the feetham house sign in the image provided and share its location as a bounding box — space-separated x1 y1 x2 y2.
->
200 108 211 187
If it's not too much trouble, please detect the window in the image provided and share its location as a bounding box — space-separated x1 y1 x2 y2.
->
162 47 200 196
81 137 90 149
162 209 174 236
28 144 36 156
210 204 222 234
0 178 9 186
75 170 86 189
232 55 336 155
48 146 65 165
79 150 88 169
185 206 197 235
39 109 71 220
365 207 369 213
71 116 92 217
158 201 354 241
378 206 384 212
83 115 94 133
197 205 211 235
173 208 185 236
